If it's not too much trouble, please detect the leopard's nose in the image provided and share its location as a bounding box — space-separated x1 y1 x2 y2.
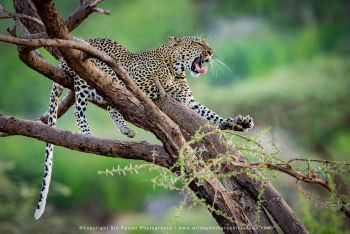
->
204 49 213 62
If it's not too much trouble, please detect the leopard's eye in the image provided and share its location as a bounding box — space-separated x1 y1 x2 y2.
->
195 41 205 47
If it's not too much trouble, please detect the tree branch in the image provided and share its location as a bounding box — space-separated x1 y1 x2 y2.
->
0 6 44 26
0 114 171 167
65 0 110 32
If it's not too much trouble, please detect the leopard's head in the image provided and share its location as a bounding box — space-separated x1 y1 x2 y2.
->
167 36 213 78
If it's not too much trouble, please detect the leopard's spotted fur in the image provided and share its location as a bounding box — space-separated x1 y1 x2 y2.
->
34 36 254 219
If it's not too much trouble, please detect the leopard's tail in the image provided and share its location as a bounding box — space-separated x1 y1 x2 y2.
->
34 83 63 220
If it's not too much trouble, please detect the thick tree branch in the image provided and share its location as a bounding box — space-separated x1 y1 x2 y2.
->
0 114 171 167
156 97 309 233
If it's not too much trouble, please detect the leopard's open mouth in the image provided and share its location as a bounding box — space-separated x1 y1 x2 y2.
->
190 56 208 77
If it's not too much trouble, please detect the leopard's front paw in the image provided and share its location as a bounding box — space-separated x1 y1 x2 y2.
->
121 128 136 138
219 115 254 132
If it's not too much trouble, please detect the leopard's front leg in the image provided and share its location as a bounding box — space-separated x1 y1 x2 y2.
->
170 77 254 132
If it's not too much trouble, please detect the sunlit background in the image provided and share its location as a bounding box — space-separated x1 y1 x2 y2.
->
0 0 349 233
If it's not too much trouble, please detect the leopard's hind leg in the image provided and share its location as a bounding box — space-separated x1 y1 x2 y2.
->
86 88 135 138
74 77 93 135
107 106 135 138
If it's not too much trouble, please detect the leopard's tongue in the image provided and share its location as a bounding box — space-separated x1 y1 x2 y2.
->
195 63 208 74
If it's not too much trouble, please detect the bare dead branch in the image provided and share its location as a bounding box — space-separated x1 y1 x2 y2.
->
0 10 44 26
17 0 109 39
0 114 171 167
65 0 109 32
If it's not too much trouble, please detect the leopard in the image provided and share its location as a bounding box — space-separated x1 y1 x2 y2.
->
34 36 254 219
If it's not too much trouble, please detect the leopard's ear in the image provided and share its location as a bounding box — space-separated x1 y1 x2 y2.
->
168 36 183 46
167 36 175 42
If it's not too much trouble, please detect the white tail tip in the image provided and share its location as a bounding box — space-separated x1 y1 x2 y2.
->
34 208 44 220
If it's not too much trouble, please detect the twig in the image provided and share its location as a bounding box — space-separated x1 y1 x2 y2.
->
288 158 350 166
0 6 44 26
92 7 110 15
65 0 110 32
229 161 330 191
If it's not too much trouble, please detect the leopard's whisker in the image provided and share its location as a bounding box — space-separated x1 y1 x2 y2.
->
215 56 230 68
214 57 232 72
211 58 219 78
209 60 217 78
213 58 225 73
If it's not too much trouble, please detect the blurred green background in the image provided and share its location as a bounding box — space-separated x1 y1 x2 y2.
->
0 0 349 233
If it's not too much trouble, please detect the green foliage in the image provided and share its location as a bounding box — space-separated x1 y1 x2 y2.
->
74 0 196 51
0 160 85 234
213 0 350 26
298 196 350 234
193 55 350 150
209 25 349 84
